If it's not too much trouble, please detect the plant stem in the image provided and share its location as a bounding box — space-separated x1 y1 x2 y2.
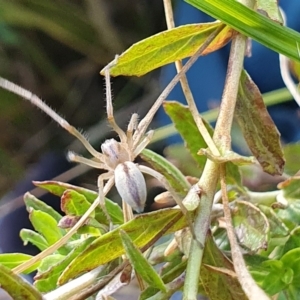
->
183 160 219 299
184 2 254 297
220 165 269 300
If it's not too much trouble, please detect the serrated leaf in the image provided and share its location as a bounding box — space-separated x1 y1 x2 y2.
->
34 181 124 224
235 69 285 175
59 208 185 284
186 0 300 62
20 229 49 251
231 200 269 252
120 230 166 292
24 192 62 222
61 189 93 217
256 0 283 23
0 253 39 274
164 101 243 187
34 237 95 293
29 210 63 247
140 148 190 195
101 22 233 76
0 264 43 299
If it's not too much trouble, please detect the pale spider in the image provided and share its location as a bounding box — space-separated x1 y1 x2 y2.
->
0 59 188 226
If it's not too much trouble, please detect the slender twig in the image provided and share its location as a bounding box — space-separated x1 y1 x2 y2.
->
220 165 269 300
163 0 220 156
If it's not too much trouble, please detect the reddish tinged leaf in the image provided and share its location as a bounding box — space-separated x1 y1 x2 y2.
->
61 189 92 217
235 70 285 175
200 232 248 300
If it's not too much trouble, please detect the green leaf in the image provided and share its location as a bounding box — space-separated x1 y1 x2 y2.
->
140 148 190 195
283 227 300 255
29 210 63 246
34 181 124 224
283 143 300 175
232 200 269 252
235 70 285 175
164 101 243 187
120 230 167 292
20 229 49 251
102 22 233 76
0 253 39 274
37 254 66 274
0 264 43 299
61 189 94 217
251 260 291 295
34 237 95 293
163 101 212 171
185 0 300 61
24 192 62 222
281 248 300 284
59 208 186 283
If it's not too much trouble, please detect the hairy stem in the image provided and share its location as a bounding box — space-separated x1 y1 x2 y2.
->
184 4 254 298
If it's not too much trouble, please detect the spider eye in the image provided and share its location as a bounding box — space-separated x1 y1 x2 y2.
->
114 161 147 213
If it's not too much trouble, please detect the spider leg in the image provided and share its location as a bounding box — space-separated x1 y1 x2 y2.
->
133 130 154 157
126 113 139 158
68 152 107 169
97 172 115 229
104 66 127 143
138 165 199 243
0 77 102 160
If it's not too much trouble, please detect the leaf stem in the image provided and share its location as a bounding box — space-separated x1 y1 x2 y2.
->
184 1 260 298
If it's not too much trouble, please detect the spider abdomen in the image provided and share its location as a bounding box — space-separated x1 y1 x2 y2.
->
114 161 147 213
